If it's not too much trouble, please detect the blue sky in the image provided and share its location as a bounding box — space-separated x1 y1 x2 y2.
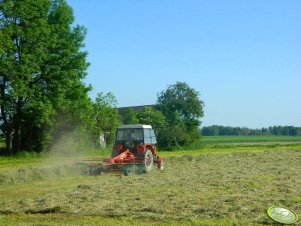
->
67 0 300 128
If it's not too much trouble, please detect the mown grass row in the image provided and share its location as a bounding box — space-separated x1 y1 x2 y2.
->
0 213 261 226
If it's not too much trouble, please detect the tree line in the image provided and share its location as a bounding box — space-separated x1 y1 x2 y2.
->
201 125 301 136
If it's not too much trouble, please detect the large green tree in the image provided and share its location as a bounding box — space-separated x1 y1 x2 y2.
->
137 106 166 131
0 0 90 154
157 82 204 148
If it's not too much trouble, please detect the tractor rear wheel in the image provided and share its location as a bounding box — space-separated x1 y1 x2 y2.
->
144 149 154 173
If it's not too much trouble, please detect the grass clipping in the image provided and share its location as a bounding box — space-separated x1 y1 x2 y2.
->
1 150 300 225
0 164 82 186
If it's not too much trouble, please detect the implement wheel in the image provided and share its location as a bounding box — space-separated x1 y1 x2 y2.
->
144 149 154 173
124 167 131 176
89 167 99 176
158 159 164 171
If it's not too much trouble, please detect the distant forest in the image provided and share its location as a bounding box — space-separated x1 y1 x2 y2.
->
201 126 301 136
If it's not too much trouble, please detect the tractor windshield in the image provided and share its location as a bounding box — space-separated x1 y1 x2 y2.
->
116 129 143 141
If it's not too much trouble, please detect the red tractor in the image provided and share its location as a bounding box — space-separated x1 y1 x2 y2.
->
78 125 164 175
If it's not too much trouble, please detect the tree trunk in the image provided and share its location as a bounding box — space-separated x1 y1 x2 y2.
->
12 124 21 154
1 100 14 155
11 101 23 154
4 130 13 156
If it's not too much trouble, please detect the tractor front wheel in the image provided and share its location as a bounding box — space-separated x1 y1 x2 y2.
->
144 149 154 173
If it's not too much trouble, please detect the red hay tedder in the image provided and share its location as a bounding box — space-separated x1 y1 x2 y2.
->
77 125 164 176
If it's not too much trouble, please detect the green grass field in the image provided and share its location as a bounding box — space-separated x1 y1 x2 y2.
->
0 136 300 225
202 135 301 144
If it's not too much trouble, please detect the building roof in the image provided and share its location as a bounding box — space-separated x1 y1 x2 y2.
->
117 124 152 129
118 105 156 115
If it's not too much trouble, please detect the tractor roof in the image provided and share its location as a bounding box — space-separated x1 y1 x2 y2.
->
117 124 152 129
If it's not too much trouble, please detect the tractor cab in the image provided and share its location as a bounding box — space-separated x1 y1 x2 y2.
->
112 125 157 157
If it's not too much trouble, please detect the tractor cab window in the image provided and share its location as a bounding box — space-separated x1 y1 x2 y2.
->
150 129 157 144
116 129 143 141
144 129 157 144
